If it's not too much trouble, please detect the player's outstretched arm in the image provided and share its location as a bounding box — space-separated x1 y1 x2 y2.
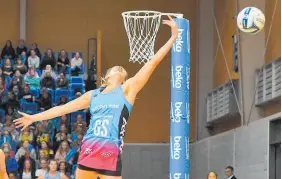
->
125 16 178 95
0 150 8 179
14 90 93 131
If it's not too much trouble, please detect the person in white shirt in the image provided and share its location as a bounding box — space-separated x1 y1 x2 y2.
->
225 166 237 179
70 52 83 76
28 50 40 69
35 158 48 178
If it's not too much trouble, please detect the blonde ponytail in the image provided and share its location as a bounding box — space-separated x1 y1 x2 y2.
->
100 76 108 87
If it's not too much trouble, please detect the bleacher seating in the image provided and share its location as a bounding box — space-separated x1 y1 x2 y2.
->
70 76 84 84
21 101 38 114
40 88 55 102
0 47 87 178
30 88 40 98
54 89 70 104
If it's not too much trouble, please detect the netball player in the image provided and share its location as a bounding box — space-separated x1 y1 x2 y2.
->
14 16 178 179
0 149 8 179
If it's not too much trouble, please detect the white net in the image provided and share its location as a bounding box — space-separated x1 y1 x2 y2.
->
122 11 162 64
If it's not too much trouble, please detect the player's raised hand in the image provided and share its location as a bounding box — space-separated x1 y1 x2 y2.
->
162 15 178 37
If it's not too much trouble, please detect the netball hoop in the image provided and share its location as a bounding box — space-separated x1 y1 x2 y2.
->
122 11 183 64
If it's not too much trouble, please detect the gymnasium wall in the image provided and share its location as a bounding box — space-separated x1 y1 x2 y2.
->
197 0 281 140
26 0 198 142
0 0 19 47
190 114 277 179
213 0 239 87
263 0 281 117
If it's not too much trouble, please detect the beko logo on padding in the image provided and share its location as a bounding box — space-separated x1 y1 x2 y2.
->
173 29 184 52
173 65 183 88
174 102 182 123
172 173 182 179
172 136 182 160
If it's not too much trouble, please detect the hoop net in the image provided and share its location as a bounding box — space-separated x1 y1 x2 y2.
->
122 11 162 64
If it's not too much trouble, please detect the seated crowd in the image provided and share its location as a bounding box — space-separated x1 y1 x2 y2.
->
0 40 88 179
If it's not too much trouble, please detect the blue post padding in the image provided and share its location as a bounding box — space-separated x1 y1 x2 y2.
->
170 18 190 179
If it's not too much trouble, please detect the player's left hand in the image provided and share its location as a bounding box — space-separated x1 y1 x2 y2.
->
162 15 178 37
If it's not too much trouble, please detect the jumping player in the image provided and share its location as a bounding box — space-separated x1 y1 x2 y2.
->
0 149 9 179
14 16 178 179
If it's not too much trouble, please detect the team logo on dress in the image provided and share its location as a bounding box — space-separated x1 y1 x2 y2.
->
84 148 93 155
100 151 112 157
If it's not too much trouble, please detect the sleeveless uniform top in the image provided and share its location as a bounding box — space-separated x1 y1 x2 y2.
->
78 86 133 171
44 171 61 179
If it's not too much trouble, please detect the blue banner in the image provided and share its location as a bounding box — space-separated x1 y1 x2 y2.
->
170 18 190 179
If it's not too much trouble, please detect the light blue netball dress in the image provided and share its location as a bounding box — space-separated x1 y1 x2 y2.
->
77 86 133 176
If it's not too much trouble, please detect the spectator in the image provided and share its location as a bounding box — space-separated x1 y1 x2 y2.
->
0 130 13 146
6 107 18 121
5 92 20 111
207 172 217 179
57 50 70 73
1 40 16 59
40 49 56 70
24 68 40 89
3 116 12 128
35 123 49 145
20 51 27 65
70 132 83 150
36 133 49 147
40 141 54 159
38 159 68 179
55 140 72 163
225 166 237 179
73 114 87 131
2 59 13 77
19 85 35 103
18 158 36 179
54 132 71 152
19 128 34 143
37 89 52 111
3 147 18 173
16 39 28 56
41 120 54 137
43 65 57 80
11 85 21 100
13 58 27 75
70 52 83 76
27 43 41 59
0 83 8 109
40 71 56 89
74 92 82 99
15 140 36 161
35 158 48 178
59 115 70 132
58 160 71 178
8 172 17 179
27 50 40 69
56 72 69 89
6 124 19 142
1 142 15 157
57 95 68 106
12 70 25 88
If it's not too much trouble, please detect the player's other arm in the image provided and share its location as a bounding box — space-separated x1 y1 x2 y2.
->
125 16 178 95
14 91 93 130
0 150 8 179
